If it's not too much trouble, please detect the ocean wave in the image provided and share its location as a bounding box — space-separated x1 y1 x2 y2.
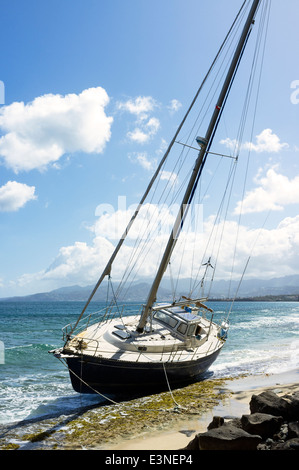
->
231 315 299 330
5 343 57 354
214 338 299 378
0 379 105 425
5 343 38 350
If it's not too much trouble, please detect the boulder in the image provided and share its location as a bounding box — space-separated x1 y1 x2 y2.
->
282 391 299 420
250 391 290 419
184 434 200 450
183 388 299 451
198 424 262 451
241 412 283 439
270 437 299 451
288 421 299 439
207 416 224 430
274 423 288 441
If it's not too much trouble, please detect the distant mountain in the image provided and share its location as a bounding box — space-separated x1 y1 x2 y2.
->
1 274 299 302
209 275 299 299
0 282 173 303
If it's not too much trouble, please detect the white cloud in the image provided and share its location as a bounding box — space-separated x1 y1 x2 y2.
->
116 95 160 144
240 215 299 278
160 170 178 185
168 99 182 113
127 117 160 144
13 237 113 290
127 128 150 144
93 202 178 241
221 129 289 154
128 152 157 171
234 167 299 214
15 209 299 293
0 87 113 172
117 96 157 118
14 204 181 289
146 117 160 134
41 238 114 283
0 180 36 211
156 138 168 156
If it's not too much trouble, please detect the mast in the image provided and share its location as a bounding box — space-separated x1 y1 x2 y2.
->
137 0 261 333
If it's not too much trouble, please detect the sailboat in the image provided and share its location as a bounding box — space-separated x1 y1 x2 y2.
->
51 0 266 395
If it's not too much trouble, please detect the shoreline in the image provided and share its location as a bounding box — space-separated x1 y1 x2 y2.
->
1 369 298 451
106 369 299 451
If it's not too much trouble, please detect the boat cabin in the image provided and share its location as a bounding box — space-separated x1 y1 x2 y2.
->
153 305 205 340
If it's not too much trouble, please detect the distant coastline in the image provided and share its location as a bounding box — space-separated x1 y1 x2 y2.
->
0 276 299 303
212 294 299 302
1 293 299 303
1 275 299 303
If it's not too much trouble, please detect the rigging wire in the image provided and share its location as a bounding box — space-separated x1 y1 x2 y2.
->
78 0 250 321
187 0 271 304
114 0 266 309
56 2 272 415
226 209 272 322
227 0 271 301
71 1 265 330
178 1 250 147
189 157 238 297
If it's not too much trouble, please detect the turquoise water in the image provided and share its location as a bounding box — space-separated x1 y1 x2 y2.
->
0 300 298 424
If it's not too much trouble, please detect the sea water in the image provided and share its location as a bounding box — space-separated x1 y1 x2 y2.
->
0 300 298 425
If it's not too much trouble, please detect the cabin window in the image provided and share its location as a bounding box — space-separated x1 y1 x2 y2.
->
177 322 188 335
187 324 197 336
154 311 178 329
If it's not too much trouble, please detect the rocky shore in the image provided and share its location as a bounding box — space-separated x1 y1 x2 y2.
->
1 371 298 451
184 388 299 451
0 377 231 450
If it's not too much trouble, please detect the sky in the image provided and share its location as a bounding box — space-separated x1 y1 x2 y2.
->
0 0 299 298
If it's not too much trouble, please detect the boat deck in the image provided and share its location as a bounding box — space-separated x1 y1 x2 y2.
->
61 315 224 364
